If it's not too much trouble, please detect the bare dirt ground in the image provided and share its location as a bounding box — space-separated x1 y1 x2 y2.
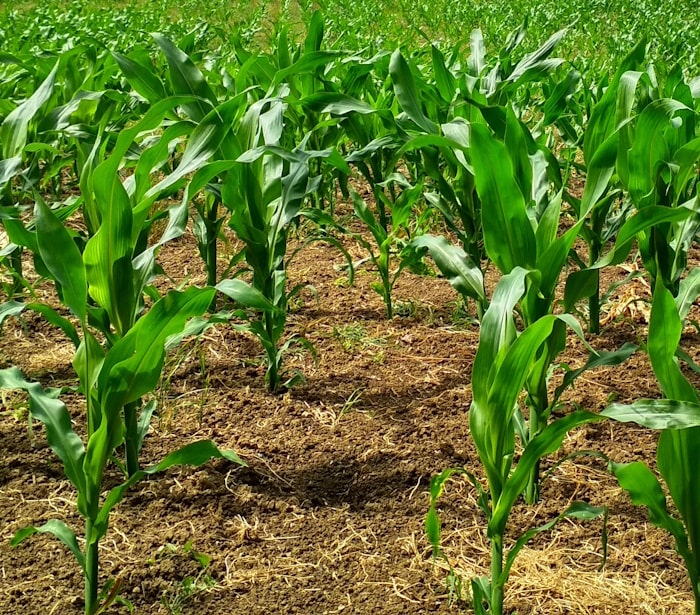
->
0 208 697 614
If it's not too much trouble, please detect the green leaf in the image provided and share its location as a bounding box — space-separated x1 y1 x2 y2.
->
27 303 80 347
93 440 245 539
0 156 21 186
603 400 700 429
470 122 536 273
610 461 690 562
12 519 85 572
555 343 637 401
153 33 217 122
84 165 134 337
0 367 86 498
565 206 694 308
648 281 698 402
100 286 217 411
389 49 439 134
112 51 167 103
627 99 689 207
409 235 485 305
0 300 25 328
35 199 87 321
491 410 603 536
503 501 605 582
216 279 277 311
676 267 700 322
1 60 58 158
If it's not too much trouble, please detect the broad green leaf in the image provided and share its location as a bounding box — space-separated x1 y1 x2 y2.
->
272 51 339 88
144 95 247 204
0 300 25 327
506 28 566 85
93 439 245 539
112 51 167 103
564 206 694 308
389 49 439 134
491 410 603 535
153 33 217 122
610 461 691 563
84 166 134 337
0 367 86 497
1 60 58 158
471 123 536 273
648 281 698 402
431 45 456 103
35 199 87 321
0 156 21 185
216 278 276 311
627 99 689 207
99 286 217 410
555 343 637 401
603 400 700 429
27 303 80 348
676 267 700 322
409 235 485 305
12 519 85 571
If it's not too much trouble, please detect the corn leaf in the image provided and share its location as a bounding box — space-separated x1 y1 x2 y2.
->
12 520 85 572
35 199 87 321
470 123 536 273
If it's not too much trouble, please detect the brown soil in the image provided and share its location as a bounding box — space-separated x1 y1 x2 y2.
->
0 214 697 614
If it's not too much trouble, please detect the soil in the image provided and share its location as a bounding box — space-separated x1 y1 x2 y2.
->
0 202 697 614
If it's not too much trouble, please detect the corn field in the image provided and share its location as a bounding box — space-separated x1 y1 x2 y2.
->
1 1 699 613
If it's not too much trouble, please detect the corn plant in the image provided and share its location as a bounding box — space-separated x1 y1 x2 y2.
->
389 26 575 320
2 93 235 474
0 198 243 615
427 267 700 614
217 95 348 392
562 40 647 332
606 276 700 613
472 105 676 501
385 47 490 316
348 174 424 318
565 45 700 330
427 268 607 614
615 69 700 296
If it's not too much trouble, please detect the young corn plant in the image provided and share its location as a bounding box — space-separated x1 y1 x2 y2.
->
606 276 700 613
220 95 348 392
565 45 700 331
2 93 236 474
427 268 607 615
389 27 577 321
349 174 424 319
0 199 244 615
427 268 700 614
615 69 700 296
409 105 585 499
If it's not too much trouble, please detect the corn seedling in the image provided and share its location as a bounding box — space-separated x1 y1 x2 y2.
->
605 276 700 614
0 203 243 613
219 95 348 392
427 267 700 614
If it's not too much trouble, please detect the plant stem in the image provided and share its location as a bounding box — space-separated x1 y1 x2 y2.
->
589 240 601 334
264 311 281 394
123 401 140 477
10 247 23 299
84 520 99 615
525 408 542 504
490 534 504 615
206 198 219 288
